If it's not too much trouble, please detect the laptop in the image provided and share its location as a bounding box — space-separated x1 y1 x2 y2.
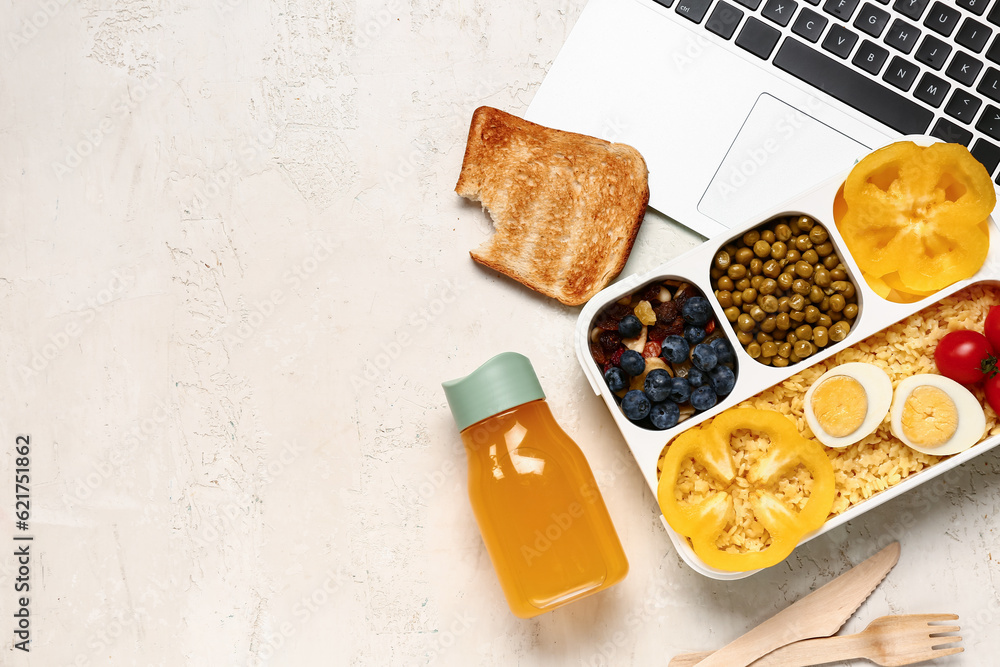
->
526 0 1000 237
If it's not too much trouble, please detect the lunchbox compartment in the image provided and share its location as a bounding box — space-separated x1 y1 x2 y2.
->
582 275 741 435
830 178 994 305
656 278 1000 579
710 212 864 370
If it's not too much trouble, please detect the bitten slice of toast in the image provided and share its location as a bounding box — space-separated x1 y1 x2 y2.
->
456 107 649 306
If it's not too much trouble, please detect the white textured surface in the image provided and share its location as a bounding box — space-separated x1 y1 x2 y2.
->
0 1 997 665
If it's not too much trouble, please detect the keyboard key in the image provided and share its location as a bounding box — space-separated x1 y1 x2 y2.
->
773 37 934 132
931 117 974 145
956 18 992 53
823 0 860 21
946 88 984 122
884 18 921 53
676 0 713 23
987 35 1000 63
763 0 798 25
957 0 990 17
802 0 821 5
883 55 920 89
823 24 860 56
913 72 951 106
971 138 1000 173
734 0 763 8
707 1 746 38
976 104 1000 139
736 17 782 58
793 8 829 40
948 50 984 85
915 34 952 68
653 0 677 7
989 2 1000 28
854 3 890 36
892 0 928 21
978 67 1000 101
924 2 960 36
853 39 890 72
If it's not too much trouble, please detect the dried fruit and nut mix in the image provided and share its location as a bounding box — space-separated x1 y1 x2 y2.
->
711 215 860 367
589 279 738 430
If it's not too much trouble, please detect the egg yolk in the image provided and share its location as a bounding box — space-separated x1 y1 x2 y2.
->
900 386 958 448
811 375 868 437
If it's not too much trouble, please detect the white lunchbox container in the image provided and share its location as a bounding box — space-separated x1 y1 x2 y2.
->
575 145 1000 580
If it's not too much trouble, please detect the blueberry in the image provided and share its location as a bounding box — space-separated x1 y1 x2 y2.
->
649 401 680 430
604 367 627 393
690 385 718 411
686 367 707 388
684 325 708 345
682 296 712 327
620 350 646 376
708 365 736 396
710 337 734 365
661 335 690 364
621 390 651 421
644 369 672 402
691 344 719 372
667 377 691 404
618 314 642 338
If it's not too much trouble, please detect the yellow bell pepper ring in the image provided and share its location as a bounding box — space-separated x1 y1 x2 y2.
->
657 408 836 572
837 141 996 294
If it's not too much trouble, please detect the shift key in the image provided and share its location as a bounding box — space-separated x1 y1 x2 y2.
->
774 37 933 133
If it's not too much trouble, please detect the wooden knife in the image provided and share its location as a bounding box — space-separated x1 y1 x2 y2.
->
683 542 900 667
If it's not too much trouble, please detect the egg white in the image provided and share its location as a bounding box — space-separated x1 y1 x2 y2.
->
804 363 893 448
889 374 986 456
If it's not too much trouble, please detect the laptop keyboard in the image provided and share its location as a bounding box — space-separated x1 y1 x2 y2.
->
656 0 1000 182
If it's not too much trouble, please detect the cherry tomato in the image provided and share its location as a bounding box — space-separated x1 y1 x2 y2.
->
934 330 996 384
985 305 1000 351
986 374 1000 415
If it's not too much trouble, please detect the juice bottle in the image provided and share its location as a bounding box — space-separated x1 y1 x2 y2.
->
442 352 628 618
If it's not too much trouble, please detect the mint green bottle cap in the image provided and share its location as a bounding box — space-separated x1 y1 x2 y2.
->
442 352 546 432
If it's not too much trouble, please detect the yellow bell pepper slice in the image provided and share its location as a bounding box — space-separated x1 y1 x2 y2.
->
657 408 835 572
837 141 995 294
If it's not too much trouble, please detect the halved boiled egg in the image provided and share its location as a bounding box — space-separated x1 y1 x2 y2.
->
889 374 986 456
804 363 893 448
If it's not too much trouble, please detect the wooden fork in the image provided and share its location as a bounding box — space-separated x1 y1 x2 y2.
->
669 614 962 667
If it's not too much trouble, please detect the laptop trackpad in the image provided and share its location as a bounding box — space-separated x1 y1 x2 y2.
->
698 93 869 227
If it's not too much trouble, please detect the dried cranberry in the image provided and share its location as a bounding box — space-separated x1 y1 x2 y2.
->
599 331 622 353
593 314 619 331
654 301 679 323
648 325 670 342
642 284 662 303
664 318 685 336
609 347 625 367
643 341 662 358
705 320 716 334
591 342 607 365
594 303 633 331
607 303 632 319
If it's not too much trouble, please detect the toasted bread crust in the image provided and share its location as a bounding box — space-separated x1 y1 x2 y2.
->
456 106 649 306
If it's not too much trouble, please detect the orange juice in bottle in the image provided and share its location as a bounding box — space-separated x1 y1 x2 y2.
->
443 352 628 618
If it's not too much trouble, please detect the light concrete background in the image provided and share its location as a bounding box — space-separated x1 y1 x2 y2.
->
0 0 997 665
